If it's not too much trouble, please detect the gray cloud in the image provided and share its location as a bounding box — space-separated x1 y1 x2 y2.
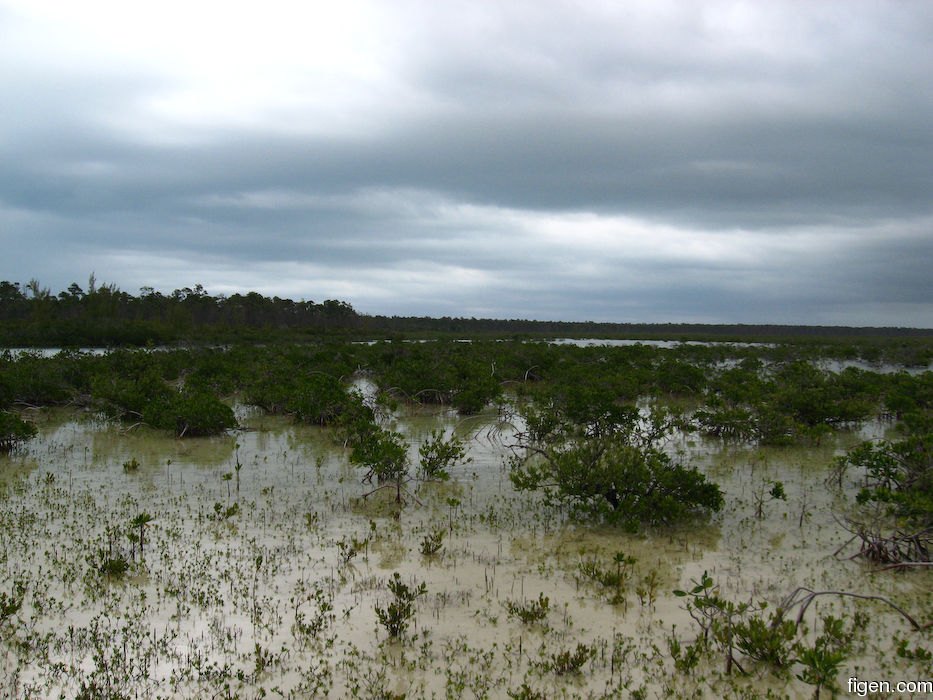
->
1 0 931 326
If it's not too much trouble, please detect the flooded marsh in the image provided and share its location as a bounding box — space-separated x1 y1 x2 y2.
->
0 401 929 699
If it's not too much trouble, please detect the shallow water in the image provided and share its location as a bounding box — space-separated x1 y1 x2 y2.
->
0 405 928 698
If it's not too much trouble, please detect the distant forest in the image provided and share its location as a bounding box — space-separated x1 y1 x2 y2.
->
1 278 931 347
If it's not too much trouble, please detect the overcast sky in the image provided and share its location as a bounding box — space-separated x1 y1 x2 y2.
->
1 1 931 326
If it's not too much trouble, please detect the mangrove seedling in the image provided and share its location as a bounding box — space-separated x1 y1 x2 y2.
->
418 428 471 481
538 642 596 676
753 479 787 519
794 615 861 700
636 569 661 608
446 497 461 531
213 501 240 521
375 572 427 639
234 442 243 492
505 592 550 624
94 549 130 579
336 533 371 566
674 571 766 675
0 580 26 630
578 551 637 606
129 512 153 558
352 425 422 506
419 527 446 556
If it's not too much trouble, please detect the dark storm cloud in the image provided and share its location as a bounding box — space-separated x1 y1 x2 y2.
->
1 0 931 325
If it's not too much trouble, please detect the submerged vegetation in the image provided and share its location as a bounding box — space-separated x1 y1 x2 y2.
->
0 285 930 696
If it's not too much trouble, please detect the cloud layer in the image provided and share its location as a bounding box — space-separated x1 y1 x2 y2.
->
2 0 931 325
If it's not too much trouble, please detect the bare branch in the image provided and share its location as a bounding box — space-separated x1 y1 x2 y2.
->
779 587 926 631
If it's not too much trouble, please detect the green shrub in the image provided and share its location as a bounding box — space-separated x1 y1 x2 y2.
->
0 411 37 451
419 527 445 556
834 410 932 562
288 373 352 425
509 391 722 528
538 643 596 675
375 572 426 638
418 429 470 480
505 593 550 624
144 390 237 437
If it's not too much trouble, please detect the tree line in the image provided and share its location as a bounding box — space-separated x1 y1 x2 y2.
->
2 278 932 349
0 277 360 346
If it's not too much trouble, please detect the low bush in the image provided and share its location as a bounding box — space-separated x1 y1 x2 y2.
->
0 411 37 451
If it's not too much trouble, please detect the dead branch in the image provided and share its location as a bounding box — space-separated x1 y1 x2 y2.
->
779 587 926 631
874 561 933 572
359 482 424 507
832 534 859 558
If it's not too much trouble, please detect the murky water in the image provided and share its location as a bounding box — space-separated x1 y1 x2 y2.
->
0 405 928 698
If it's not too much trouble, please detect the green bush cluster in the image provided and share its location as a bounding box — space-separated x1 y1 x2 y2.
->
834 381 932 562
369 341 502 414
0 411 37 452
0 338 930 472
696 360 884 444
508 384 723 529
672 572 869 696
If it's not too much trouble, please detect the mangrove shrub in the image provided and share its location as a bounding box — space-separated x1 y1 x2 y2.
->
508 388 723 529
0 412 37 452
